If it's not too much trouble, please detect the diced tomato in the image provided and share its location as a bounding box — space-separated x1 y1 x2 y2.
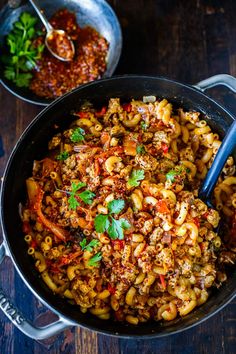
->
30 239 37 248
202 212 209 219
96 106 107 117
107 283 116 295
76 111 90 118
156 200 170 214
159 274 166 289
161 143 169 154
111 240 125 250
22 221 31 234
122 103 132 112
193 217 200 228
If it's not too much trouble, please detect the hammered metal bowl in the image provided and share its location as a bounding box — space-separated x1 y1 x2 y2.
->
0 0 122 105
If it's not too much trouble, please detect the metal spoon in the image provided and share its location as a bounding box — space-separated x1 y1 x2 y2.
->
198 119 236 207
29 0 75 61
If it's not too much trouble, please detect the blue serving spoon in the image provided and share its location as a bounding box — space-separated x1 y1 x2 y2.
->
199 119 236 208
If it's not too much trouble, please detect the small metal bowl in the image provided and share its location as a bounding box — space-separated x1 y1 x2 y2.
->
0 0 122 106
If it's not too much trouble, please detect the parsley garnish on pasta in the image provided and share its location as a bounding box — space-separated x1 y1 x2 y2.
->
128 169 145 187
56 151 69 161
70 127 85 142
80 239 99 252
88 252 102 267
61 181 95 210
94 199 130 239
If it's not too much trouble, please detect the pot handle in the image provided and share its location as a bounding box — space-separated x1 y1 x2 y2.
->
195 74 236 93
0 242 73 340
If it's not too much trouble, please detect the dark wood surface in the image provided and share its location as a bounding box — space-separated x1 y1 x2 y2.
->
0 0 236 353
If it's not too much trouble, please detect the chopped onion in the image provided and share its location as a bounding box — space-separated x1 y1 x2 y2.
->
143 95 156 103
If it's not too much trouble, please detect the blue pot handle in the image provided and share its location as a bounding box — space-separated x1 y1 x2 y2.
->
0 242 74 339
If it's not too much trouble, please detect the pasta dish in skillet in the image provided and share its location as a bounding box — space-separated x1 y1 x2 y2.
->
21 96 236 325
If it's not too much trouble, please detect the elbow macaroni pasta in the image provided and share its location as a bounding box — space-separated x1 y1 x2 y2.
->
21 97 236 326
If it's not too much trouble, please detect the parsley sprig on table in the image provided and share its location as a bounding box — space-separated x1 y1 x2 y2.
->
80 239 99 252
61 181 95 210
3 12 44 87
94 199 130 240
128 169 145 187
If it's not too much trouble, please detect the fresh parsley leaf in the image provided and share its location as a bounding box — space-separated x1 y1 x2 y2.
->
108 218 130 240
68 181 87 209
14 21 24 31
80 239 99 252
107 199 125 214
88 252 102 267
79 190 96 205
119 218 131 230
107 217 131 240
140 121 148 130
136 144 146 154
108 218 122 239
20 12 37 29
7 38 16 54
79 239 87 250
86 239 99 252
4 67 15 80
128 169 145 187
71 181 86 193
14 72 32 87
94 214 109 233
94 199 130 240
70 127 85 143
166 168 183 182
37 43 45 53
68 194 80 210
56 151 69 161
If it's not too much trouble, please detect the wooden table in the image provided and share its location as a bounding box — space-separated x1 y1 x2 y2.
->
0 0 236 353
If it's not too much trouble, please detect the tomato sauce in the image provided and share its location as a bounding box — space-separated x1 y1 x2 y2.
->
30 9 109 99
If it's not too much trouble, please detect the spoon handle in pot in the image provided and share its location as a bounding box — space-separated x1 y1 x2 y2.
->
198 119 236 206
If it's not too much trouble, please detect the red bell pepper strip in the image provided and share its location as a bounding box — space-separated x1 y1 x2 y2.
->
26 178 68 242
76 111 90 118
122 103 132 112
96 106 107 117
159 274 166 289
161 143 169 154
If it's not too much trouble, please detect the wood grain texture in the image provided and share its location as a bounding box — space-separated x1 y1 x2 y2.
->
0 0 236 353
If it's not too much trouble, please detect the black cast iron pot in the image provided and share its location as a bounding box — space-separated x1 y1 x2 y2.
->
1 74 236 340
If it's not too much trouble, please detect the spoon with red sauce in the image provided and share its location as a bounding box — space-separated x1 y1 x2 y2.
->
29 0 75 61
